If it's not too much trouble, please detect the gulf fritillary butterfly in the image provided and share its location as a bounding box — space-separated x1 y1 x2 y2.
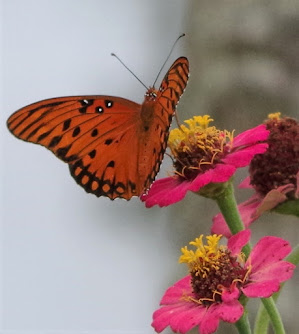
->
7 57 189 200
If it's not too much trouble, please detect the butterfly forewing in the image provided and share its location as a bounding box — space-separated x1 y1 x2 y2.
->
7 96 140 161
7 57 189 200
158 57 189 117
7 96 144 199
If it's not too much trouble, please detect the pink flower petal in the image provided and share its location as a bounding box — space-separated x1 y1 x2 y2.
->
152 303 193 333
254 184 295 218
169 304 206 334
242 280 280 298
211 194 261 238
248 237 292 273
140 177 175 203
141 177 178 198
172 275 191 288
161 276 193 305
211 212 232 238
233 124 269 148
222 143 269 168
199 304 220 334
227 230 251 256
211 164 236 183
209 164 237 183
239 176 252 189
221 283 241 302
215 301 244 323
199 302 243 334
142 177 191 208
189 164 236 192
250 261 295 282
157 275 206 333
188 170 212 191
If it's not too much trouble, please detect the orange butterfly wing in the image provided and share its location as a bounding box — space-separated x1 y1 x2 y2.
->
135 57 189 193
7 57 189 200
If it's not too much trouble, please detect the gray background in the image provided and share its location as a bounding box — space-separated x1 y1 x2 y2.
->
2 0 298 333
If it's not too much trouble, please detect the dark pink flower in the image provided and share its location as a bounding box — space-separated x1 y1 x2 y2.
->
212 178 298 238
152 231 295 334
212 114 299 237
142 116 269 207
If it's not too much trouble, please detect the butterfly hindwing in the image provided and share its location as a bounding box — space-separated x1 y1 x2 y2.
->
69 117 142 200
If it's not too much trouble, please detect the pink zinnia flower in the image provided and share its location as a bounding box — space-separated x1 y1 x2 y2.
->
142 116 269 207
152 231 295 334
212 113 299 238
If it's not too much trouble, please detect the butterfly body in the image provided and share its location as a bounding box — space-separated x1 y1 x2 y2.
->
7 57 189 200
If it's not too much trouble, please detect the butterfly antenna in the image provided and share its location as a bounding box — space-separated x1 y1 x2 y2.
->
111 53 148 90
152 33 185 87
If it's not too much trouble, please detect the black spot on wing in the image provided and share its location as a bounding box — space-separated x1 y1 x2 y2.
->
105 100 113 108
96 106 104 113
107 160 115 168
72 126 81 137
26 125 43 140
105 139 113 145
79 99 93 114
56 144 78 162
37 129 53 142
68 159 132 199
91 128 98 137
88 149 96 159
128 181 137 194
63 119 72 131
49 135 62 148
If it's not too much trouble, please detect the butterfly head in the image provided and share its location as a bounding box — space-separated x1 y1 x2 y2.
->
144 87 158 102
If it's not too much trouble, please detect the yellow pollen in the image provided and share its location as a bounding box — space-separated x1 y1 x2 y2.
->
179 234 224 276
168 115 234 169
268 112 281 120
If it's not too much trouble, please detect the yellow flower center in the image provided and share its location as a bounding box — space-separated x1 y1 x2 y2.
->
268 112 281 120
168 116 234 179
179 234 225 278
179 234 247 305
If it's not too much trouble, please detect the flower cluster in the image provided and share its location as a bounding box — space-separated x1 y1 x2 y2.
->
147 113 298 334
212 113 299 238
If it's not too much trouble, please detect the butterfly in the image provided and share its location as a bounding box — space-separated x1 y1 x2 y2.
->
7 57 189 200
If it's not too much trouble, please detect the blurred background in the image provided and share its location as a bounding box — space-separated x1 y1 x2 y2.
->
1 0 298 333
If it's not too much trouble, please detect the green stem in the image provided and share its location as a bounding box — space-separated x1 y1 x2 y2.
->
235 313 252 334
254 244 299 334
215 181 251 257
260 298 285 334
215 182 252 333
235 297 252 334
